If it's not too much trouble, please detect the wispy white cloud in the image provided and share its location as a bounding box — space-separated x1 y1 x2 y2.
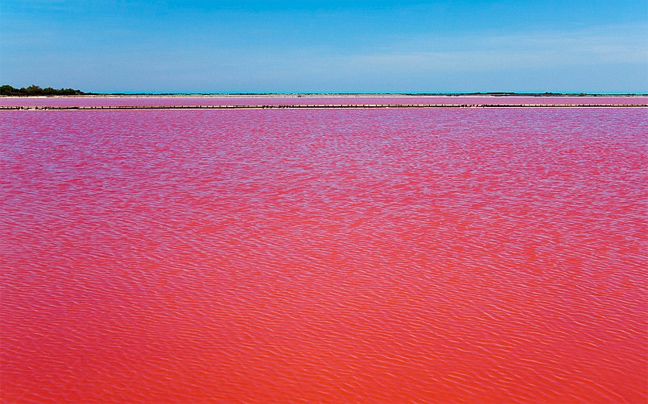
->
345 24 648 73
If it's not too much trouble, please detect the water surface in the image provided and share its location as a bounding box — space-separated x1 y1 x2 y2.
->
1 105 646 403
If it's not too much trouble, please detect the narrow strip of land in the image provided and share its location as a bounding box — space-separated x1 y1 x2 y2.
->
1 103 647 110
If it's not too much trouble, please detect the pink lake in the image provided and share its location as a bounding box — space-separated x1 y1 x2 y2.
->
1 101 647 403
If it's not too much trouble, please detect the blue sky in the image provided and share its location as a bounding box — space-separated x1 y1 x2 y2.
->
1 0 647 93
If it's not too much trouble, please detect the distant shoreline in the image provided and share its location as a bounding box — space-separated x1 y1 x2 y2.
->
2 93 648 98
3 93 647 109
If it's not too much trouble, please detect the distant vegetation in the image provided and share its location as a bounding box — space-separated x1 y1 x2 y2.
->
0 85 86 96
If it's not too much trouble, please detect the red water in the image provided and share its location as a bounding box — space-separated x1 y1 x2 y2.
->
1 95 647 107
1 105 647 403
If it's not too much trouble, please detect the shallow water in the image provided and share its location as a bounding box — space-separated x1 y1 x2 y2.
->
1 106 646 403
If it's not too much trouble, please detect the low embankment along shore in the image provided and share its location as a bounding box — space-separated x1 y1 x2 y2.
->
2 104 647 110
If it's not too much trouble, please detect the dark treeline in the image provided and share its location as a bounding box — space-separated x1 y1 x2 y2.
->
0 85 86 96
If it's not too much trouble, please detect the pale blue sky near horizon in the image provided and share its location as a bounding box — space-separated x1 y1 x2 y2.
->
1 0 647 93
